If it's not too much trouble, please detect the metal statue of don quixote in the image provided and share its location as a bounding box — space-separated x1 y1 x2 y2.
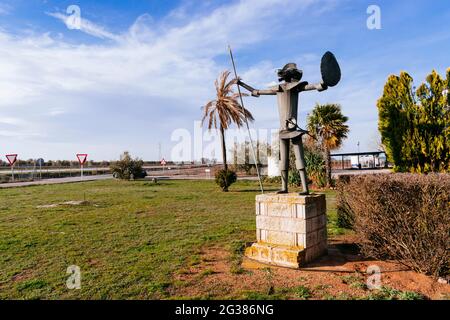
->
230 48 342 268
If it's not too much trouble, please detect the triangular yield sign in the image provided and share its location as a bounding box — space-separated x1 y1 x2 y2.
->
77 154 88 165
6 154 17 166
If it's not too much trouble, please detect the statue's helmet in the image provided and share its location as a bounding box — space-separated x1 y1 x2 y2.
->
277 63 303 82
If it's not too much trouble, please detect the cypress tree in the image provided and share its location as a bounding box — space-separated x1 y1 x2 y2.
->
377 69 450 172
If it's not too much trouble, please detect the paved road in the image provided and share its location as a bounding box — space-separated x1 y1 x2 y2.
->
0 167 109 175
0 175 113 188
0 169 391 189
147 175 259 181
331 168 391 178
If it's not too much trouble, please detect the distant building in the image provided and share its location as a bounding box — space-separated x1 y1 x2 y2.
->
331 151 388 170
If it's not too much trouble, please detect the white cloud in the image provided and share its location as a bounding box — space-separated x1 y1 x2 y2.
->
48 108 67 116
46 12 121 42
0 117 25 126
0 0 358 159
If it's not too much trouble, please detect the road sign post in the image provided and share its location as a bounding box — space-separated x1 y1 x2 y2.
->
76 154 88 181
6 154 17 182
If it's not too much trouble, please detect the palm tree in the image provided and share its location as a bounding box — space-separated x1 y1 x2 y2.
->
307 103 349 187
202 70 254 174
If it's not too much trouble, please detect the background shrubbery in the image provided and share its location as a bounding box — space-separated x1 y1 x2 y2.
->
110 152 147 180
337 173 449 277
215 169 237 192
263 143 327 188
289 142 327 188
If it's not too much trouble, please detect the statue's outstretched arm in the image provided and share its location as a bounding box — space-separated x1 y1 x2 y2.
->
303 82 328 92
237 80 278 97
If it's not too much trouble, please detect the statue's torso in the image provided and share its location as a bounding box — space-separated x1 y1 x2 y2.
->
275 83 299 130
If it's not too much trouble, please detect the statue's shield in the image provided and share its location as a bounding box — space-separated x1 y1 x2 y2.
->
321 51 341 87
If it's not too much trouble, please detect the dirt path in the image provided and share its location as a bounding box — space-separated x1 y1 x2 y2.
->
169 236 449 300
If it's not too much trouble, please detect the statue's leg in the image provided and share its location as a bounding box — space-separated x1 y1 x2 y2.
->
277 138 289 194
292 137 309 195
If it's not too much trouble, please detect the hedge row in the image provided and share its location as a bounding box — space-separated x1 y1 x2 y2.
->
337 173 449 277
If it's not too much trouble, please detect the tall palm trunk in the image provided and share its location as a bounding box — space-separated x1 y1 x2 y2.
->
324 147 332 187
219 125 229 191
220 125 228 171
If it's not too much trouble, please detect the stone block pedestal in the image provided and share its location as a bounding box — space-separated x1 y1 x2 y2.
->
244 193 328 268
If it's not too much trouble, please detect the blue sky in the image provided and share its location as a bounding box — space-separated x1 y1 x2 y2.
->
0 0 449 161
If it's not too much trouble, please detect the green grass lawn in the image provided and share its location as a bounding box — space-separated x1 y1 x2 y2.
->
0 179 341 299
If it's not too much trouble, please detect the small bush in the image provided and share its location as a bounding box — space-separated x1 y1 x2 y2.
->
289 142 326 188
288 169 302 186
366 286 424 300
337 173 449 277
110 151 147 180
215 169 237 192
292 285 312 299
304 146 326 188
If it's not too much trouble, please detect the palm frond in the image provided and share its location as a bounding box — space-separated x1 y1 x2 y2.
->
202 70 255 131
307 103 349 150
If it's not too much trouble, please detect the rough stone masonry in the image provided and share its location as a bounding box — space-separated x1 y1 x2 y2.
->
245 193 327 268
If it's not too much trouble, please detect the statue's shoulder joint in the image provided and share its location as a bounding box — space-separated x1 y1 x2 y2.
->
286 81 308 92
270 84 282 92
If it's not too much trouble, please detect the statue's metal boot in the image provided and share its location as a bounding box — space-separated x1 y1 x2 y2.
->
276 170 289 194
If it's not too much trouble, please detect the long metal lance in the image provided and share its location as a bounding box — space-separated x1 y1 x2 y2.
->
228 45 264 194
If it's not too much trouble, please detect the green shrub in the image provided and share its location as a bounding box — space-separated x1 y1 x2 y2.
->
304 146 326 188
377 69 450 173
292 285 312 299
288 169 302 186
397 291 425 300
214 169 237 192
289 142 326 188
110 151 147 180
262 140 325 188
337 173 449 277
366 286 424 300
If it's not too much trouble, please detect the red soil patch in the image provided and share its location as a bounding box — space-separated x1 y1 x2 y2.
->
169 236 450 300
